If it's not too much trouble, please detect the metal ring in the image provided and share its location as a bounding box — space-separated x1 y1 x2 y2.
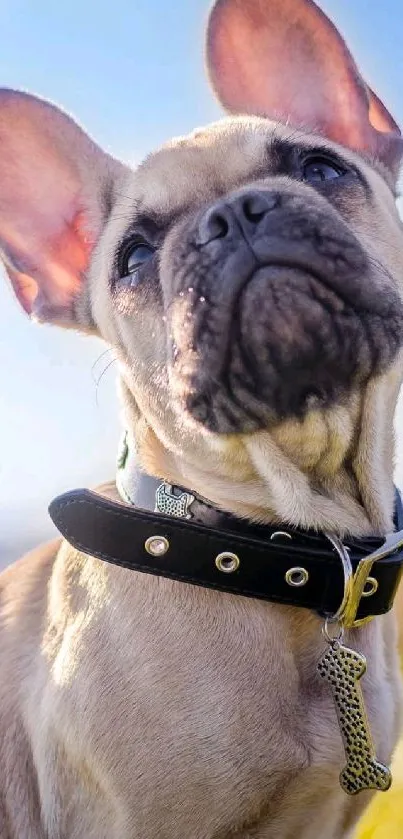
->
144 536 170 557
285 567 309 587
361 576 379 598
322 617 344 645
324 532 354 624
215 552 240 574
270 531 292 542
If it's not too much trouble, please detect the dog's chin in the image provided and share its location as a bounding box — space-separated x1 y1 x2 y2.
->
170 264 403 435
181 379 338 435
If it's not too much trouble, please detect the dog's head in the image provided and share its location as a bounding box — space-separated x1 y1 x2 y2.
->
1 0 403 535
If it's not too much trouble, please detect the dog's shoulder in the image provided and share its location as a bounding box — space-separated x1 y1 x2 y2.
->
0 539 61 663
0 538 61 593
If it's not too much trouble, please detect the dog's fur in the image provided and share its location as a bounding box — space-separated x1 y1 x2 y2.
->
1 0 403 836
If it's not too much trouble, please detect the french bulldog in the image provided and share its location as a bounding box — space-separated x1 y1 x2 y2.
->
1 0 403 837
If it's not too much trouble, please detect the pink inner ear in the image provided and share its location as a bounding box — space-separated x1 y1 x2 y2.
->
4 208 94 317
6 268 37 315
368 87 401 135
0 88 110 322
206 0 402 166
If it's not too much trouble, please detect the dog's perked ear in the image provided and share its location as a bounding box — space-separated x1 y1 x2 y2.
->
206 0 403 180
0 89 122 327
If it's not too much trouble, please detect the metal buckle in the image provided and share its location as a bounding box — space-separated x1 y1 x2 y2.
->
325 529 403 629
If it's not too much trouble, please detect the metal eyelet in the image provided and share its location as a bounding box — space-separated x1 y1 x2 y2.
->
270 531 292 542
144 536 169 557
285 567 309 587
215 552 240 574
361 576 379 598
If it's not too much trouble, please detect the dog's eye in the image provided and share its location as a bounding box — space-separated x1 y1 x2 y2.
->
119 241 155 283
126 243 155 273
302 157 344 183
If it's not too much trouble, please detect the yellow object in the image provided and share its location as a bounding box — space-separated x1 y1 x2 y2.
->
356 741 403 838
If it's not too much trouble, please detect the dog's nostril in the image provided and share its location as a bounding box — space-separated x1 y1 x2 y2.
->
242 195 268 223
197 206 231 246
242 192 277 224
208 212 230 241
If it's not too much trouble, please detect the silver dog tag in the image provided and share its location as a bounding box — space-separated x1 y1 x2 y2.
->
155 483 195 519
317 638 391 795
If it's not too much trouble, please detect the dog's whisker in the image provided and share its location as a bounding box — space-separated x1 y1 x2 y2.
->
91 348 115 385
105 213 140 223
94 356 117 407
366 255 395 283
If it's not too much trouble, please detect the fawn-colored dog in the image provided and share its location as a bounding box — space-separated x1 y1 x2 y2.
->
1 0 403 836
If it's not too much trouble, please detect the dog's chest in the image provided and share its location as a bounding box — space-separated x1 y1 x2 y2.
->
40 569 400 838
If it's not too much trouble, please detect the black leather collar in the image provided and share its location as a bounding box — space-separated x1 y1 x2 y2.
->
49 471 403 622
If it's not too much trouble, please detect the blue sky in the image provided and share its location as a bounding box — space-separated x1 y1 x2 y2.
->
1 0 403 563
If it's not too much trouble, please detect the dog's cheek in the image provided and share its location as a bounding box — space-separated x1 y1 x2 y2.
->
159 235 217 405
83 229 190 451
357 215 403 306
88 236 163 359
68 282 98 334
332 163 403 302
318 176 370 228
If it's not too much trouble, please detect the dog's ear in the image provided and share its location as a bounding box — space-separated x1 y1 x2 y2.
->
0 89 121 325
206 0 403 180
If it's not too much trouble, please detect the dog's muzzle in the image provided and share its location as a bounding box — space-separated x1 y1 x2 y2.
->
166 188 403 433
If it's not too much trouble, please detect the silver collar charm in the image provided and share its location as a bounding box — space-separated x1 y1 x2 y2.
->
155 483 195 519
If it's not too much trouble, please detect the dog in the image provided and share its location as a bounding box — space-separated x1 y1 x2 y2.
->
1 0 403 836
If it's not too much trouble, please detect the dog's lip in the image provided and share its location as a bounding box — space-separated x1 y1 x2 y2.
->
250 257 343 298
240 257 385 318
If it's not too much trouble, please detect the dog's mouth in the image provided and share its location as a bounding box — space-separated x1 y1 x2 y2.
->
168 255 403 434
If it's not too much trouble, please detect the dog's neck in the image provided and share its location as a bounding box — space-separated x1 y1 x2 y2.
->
116 423 396 540
116 430 272 530
118 366 402 540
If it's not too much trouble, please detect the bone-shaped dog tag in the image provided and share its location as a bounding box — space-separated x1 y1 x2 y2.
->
317 640 392 795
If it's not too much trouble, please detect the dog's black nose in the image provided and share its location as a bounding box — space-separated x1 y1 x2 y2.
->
197 190 279 246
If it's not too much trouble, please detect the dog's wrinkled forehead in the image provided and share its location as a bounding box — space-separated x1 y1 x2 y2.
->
131 117 370 220
134 119 269 218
